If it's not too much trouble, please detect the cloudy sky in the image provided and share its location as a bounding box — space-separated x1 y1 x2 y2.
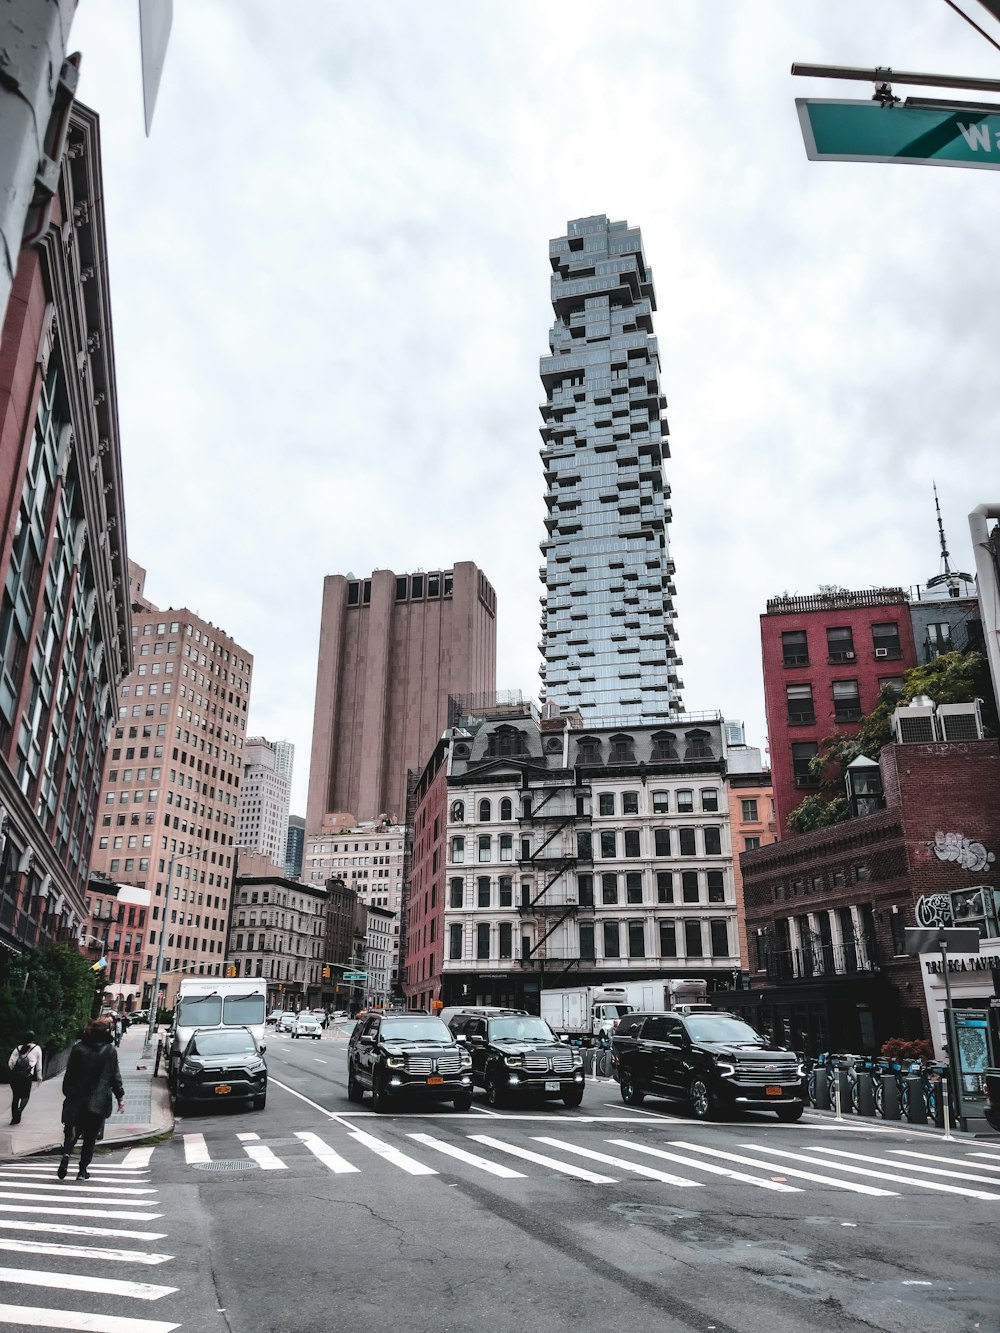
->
69 1 1000 814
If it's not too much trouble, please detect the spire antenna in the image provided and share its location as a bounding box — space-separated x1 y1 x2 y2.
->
926 483 973 595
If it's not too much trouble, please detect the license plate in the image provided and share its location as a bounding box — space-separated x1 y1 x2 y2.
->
215 1084 232 1096
426 1075 444 1085
765 1086 782 1096
545 1081 560 1091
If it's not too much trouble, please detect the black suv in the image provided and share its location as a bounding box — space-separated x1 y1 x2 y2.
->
171 1026 268 1114
448 1010 585 1108
612 1009 805 1122
347 1012 474 1112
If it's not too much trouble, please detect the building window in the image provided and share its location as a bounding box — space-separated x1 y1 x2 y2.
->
627 921 645 958
451 836 465 863
656 872 673 903
476 923 490 959
781 630 808 667
826 626 855 662
449 923 463 959
580 922 595 961
577 831 592 859
832 679 861 723
872 622 902 659
479 799 491 822
576 736 602 765
659 921 677 958
654 828 671 857
700 789 719 812
451 800 465 822
478 877 491 908
395 576 408 601
678 829 696 856
652 791 669 814
710 919 730 958
499 798 512 821
792 741 819 787
449 877 463 909
622 791 639 815
744 836 761 851
602 874 618 905
741 798 759 822
478 836 491 862
650 731 677 761
623 829 641 858
707 870 725 903
676 789 693 814
684 730 713 760
499 923 513 959
682 871 699 903
685 920 704 957
609 734 636 764
786 683 815 725
600 831 616 858
499 834 513 862
626 872 643 904
577 874 594 907
603 921 620 958
703 827 722 856
499 876 513 907
599 793 615 816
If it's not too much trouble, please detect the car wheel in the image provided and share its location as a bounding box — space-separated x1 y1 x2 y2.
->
562 1088 584 1108
619 1067 645 1105
775 1104 803 1123
485 1067 506 1108
689 1076 718 1121
371 1072 392 1114
253 1094 266 1111
347 1067 364 1103
453 1092 473 1112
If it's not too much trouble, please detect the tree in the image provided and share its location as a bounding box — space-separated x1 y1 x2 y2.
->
787 651 992 832
0 944 94 1065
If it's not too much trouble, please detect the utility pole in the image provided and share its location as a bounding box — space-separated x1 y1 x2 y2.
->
0 0 79 331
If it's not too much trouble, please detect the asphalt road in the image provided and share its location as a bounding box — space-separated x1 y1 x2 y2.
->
2 1030 998 1332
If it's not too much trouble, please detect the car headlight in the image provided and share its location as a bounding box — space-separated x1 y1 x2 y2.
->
715 1061 736 1078
573 1053 584 1068
504 1055 524 1068
180 1061 199 1076
460 1052 473 1069
797 1062 808 1078
385 1056 405 1069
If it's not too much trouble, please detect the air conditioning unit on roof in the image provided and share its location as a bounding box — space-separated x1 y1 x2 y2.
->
892 702 936 744
936 700 984 742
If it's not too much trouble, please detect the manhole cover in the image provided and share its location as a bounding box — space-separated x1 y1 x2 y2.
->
191 1160 259 1172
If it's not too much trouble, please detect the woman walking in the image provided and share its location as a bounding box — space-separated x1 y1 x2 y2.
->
57 1017 125 1181
6 1032 42 1125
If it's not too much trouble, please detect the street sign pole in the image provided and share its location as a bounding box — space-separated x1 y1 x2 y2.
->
796 97 1000 168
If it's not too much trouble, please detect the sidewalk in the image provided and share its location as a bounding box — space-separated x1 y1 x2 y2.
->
0 1024 173 1160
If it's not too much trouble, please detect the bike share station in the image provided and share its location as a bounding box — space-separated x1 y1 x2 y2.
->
909 925 1000 1136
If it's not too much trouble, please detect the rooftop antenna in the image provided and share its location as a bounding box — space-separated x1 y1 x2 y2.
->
927 483 973 596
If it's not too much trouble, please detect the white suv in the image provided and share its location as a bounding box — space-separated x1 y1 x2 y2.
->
292 1014 323 1040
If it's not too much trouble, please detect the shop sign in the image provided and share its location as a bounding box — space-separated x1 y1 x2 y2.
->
924 953 1000 974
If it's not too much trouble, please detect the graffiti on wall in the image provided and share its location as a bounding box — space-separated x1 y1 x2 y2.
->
929 831 995 873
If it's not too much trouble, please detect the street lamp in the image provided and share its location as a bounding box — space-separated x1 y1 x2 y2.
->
145 844 200 1052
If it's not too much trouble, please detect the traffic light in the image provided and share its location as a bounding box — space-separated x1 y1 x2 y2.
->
225 963 237 977
322 966 331 979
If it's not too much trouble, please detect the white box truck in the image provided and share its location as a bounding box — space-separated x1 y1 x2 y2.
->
540 987 636 1043
613 977 712 1013
165 977 268 1089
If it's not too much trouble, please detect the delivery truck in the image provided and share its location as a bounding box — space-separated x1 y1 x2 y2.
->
540 978 712 1042
165 976 268 1090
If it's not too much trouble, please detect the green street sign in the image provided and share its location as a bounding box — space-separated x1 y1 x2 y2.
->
797 98 1000 169
343 972 367 981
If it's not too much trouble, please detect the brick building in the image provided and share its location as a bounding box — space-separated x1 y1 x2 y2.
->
761 588 917 837
735 714 1000 1059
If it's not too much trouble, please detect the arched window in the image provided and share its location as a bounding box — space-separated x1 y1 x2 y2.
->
499 798 512 821
685 730 714 760
487 725 527 757
478 799 491 822
450 800 465 823
650 731 678 761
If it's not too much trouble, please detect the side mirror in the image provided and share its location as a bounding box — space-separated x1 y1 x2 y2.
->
259 1044 267 1054
455 1033 467 1043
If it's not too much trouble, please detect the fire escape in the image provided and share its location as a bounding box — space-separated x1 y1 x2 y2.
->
517 781 592 980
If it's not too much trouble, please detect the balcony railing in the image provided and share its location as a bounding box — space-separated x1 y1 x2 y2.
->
765 937 879 982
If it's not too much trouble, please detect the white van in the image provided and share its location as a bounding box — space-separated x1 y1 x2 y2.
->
166 978 268 1089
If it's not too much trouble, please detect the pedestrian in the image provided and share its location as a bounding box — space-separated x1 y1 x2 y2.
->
7 1031 42 1125
57 1017 125 1181
112 1014 122 1048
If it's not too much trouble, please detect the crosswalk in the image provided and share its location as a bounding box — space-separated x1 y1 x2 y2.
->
171 1127 1000 1204
0 1148 181 1330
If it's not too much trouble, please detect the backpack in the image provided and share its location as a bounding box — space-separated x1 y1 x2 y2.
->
13 1049 31 1080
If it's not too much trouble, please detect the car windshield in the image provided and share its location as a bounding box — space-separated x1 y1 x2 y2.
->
380 1018 451 1042
223 994 266 1025
297 1016 318 1025
490 1017 555 1041
189 1031 258 1057
684 1015 767 1045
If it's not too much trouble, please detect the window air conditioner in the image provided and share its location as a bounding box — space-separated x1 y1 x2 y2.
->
874 647 889 658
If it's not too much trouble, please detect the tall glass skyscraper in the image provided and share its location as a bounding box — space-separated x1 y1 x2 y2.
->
538 215 682 722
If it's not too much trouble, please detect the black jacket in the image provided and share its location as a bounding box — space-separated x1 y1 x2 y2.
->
61 1035 124 1122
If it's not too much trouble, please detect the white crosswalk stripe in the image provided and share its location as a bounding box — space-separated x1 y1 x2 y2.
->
668 1141 898 1196
237 1132 286 1170
407 1133 526 1179
891 1149 1000 1174
346 1126 437 1176
605 1139 800 1192
0 1307 179 1331
792 1146 1000 1199
532 1137 703 1186
295 1131 360 1174
468 1135 616 1183
182 1132 210 1164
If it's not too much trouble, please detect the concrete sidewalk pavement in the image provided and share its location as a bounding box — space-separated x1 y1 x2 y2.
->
0 1023 174 1160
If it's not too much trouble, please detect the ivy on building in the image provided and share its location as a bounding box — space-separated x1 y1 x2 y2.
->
0 944 95 1072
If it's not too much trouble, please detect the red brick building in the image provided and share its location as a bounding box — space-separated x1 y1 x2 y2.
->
761 589 917 837
402 738 449 1012
735 727 1000 1059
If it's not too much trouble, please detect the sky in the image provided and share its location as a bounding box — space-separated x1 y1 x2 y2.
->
67 1 1000 816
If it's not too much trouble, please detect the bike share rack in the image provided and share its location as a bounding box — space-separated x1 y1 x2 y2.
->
808 1060 955 1137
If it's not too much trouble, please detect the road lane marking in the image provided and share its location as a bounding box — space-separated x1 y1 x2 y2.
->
671 1142 897 1197
0 1266 176 1300
890 1149 1000 1175
0 1194 152 1208
796 1146 1000 1199
0 1307 179 1331
294 1132 359 1175
120 1148 155 1168
606 1140 800 1192
407 1134 525 1179
345 1127 437 1176
0 1238 172 1265
0 1181 155 1196
239 1139 286 1170
0 1204 162 1222
468 1135 615 1184
0 1220 167 1242
182 1134 210 1165
533 1137 703 1187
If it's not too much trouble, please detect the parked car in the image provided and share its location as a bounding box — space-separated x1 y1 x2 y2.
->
347 1012 473 1112
448 1009 585 1108
266 1010 285 1027
276 1013 298 1034
171 1026 267 1113
612 1009 805 1122
292 1013 323 1040
310 1009 329 1028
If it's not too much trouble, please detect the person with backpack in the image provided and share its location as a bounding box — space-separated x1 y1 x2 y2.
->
57 1017 125 1181
7 1031 42 1125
